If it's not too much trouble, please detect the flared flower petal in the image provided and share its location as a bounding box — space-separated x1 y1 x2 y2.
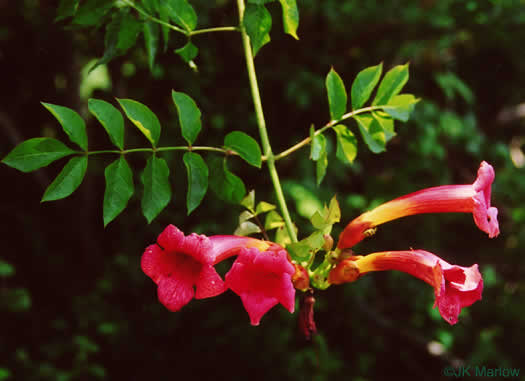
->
225 247 296 325
338 161 499 249
328 250 483 324
141 224 272 312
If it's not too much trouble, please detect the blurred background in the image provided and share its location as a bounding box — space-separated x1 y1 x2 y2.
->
1 1 524 380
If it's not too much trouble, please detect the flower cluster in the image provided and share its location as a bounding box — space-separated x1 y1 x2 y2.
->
331 161 498 324
141 224 295 325
141 161 499 327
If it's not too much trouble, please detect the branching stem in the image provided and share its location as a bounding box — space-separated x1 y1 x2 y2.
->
236 0 298 243
121 0 239 36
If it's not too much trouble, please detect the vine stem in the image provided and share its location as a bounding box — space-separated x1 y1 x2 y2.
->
122 0 239 36
86 146 233 156
236 0 298 243
274 106 383 161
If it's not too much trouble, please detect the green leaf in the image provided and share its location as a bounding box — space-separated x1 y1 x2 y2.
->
310 196 341 230
287 231 325 263
209 158 246 204
255 201 276 214
325 68 347 120
381 94 419 122
234 221 261 236
175 41 198 63
309 126 325 161
239 210 255 223
88 99 124 149
316 150 328 186
141 0 159 13
56 0 80 21
117 98 161 147
244 4 272 56
141 156 171 223
171 91 202 145
372 63 409 106
241 190 255 211
351 63 383 110
354 114 386 153
309 127 328 185
224 131 262 168
93 10 143 70
333 124 357 164
158 2 171 51
372 111 396 142
144 21 160 71
164 0 197 31
2 138 75 173
183 152 208 215
41 156 88 202
278 0 299 39
265 210 284 230
42 102 88 150
72 0 113 26
103 157 134 227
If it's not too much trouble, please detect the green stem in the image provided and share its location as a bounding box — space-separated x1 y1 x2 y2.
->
122 0 239 37
236 0 298 243
274 106 383 161
86 146 233 156
189 26 240 36
121 0 186 34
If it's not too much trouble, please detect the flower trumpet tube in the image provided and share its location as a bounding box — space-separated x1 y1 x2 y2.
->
338 161 499 249
141 224 273 312
328 250 483 324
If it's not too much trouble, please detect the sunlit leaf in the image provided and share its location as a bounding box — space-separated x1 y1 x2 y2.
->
241 190 255 211
41 156 88 202
88 99 124 149
265 210 284 230
224 131 262 168
278 0 299 39
141 155 171 223
244 4 272 55
381 94 419 122
42 102 88 150
372 111 396 142
2 138 75 173
183 152 208 214
239 210 255 224
103 157 134 227
372 63 409 106
287 231 325 263
316 150 328 186
351 63 382 110
255 201 276 214
234 221 261 236
118 98 161 147
333 124 357 164
326 68 347 120
310 126 325 161
354 114 386 153
172 90 202 145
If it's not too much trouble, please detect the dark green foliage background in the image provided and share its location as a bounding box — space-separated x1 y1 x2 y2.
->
1 1 524 380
